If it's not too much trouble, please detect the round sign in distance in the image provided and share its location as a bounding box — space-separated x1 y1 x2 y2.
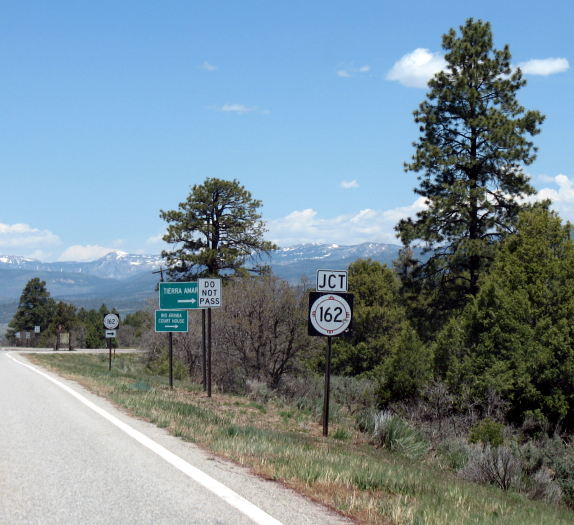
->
103 313 120 330
310 294 351 336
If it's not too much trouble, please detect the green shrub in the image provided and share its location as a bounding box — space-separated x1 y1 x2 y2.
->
330 375 377 414
438 438 472 470
468 418 504 447
332 428 351 441
146 352 187 380
354 407 378 434
372 411 428 459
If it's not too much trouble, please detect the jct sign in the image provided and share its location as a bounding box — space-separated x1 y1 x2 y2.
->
316 270 348 292
198 278 222 308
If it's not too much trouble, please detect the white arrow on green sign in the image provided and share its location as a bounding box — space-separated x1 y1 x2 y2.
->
155 310 189 332
159 282 198 310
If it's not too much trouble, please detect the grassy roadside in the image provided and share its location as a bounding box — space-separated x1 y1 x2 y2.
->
28 353 574 525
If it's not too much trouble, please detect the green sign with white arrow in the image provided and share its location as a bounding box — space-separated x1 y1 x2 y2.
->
158 282 198 309
155 310 189 332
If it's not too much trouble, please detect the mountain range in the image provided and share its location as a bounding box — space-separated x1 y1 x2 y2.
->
0 243 408 324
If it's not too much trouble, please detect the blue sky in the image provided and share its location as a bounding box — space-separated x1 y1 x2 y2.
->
1 1 573 261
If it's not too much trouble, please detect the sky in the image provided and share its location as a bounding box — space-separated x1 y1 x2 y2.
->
1 0 573 261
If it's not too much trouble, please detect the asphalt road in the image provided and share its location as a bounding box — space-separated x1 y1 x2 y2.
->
0 351 351 525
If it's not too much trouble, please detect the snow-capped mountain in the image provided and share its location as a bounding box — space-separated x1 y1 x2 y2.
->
0 252 163 280
0 243 411 323
266 242 404 281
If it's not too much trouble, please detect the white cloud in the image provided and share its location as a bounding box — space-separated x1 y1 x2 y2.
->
221 104 254 114
387 48 446 88
336 64 371 78
531 174 574 221
0 223 61 249
214 104 270 115
199 61 218 72
517 58 569 76
146 234 165 245
267 198 427 247
340 180 359 189
336 70 352 78
58 245 122 262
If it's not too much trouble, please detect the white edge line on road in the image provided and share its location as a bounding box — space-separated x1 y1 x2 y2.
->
7 353 284 525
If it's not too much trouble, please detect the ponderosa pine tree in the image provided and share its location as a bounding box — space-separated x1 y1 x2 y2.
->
7 278 55 344
160 178 276 279
396 19 544 317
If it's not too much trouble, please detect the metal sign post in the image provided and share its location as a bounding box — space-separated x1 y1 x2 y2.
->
308 290 353 437
207 308 212 397
103 314 120 371
322 336 333 437
154 310 188 389
202 309 207 391
169 332 173 388
198 279 222 398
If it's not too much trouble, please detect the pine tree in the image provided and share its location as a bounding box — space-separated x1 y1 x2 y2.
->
160 178 276 279
444 208 574 430
396 19 544 315
7 278 55 344
332 259 412 375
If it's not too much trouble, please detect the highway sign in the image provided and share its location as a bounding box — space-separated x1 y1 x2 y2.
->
308 292 353 337
105 330 117 338
159 282 198 309
198 278 221 308
103 314 120 330
155 310 189 332
316 270 348 292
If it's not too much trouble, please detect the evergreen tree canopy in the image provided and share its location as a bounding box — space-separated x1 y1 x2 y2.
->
160 178 276 279
437 208 574 430
7 278 55 341
333 259 406 375
396 19 544 311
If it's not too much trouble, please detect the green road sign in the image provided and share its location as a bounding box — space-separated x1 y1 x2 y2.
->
155 310 189 332
159 282 198 309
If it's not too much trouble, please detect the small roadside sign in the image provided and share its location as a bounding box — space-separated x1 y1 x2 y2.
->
155 310 189 332
159 282 199 309
103 313 120 330
198 278 222 308
105 329 117 338
316 270 348 292
308 292 353 337
34 326 41 334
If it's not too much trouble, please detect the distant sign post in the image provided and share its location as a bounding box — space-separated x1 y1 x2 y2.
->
155 310 188 389
103 314 120 330
103 314 120 371
159 282 199 309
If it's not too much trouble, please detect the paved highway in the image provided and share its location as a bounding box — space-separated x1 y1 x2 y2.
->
0 351 351 525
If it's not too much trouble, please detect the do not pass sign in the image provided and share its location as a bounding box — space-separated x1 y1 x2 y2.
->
198 278 222 308
308 292 353 337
